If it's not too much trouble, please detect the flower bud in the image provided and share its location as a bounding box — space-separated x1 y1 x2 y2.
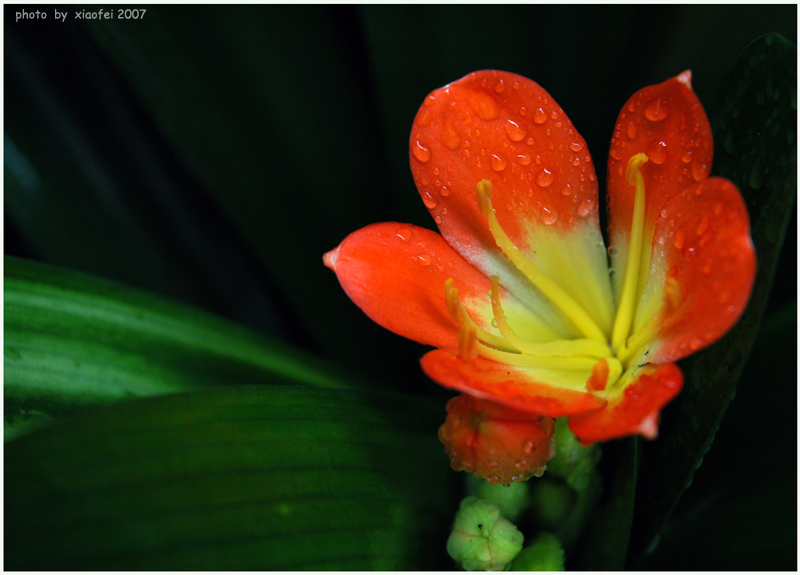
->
439 394 555 485
510 532 565 571
446 496 524 571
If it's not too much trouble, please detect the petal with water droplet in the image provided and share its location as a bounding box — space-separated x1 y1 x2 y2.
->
636 177 756 364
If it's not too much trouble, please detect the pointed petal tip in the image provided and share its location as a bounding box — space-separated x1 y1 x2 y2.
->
322 247 339 271
676 70 693 89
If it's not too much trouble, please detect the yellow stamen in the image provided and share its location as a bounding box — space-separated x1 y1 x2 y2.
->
445 278 516 352
475 180 607 344
488 275 611 359
611 153 650 354
458 322 477 361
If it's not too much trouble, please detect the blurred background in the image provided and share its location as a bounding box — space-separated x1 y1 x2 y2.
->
5 4 797 569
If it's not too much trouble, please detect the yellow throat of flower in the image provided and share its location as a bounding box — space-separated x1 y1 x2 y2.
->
445 153 655 394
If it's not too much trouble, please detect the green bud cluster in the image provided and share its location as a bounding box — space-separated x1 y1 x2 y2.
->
446 496 524 571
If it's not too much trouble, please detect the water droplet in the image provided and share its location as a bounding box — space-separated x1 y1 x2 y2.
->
673 229 686 249
490 153 507 171
412 139 431 163
647 140 668 164
466 91 500 120
422 192 438 209
441 120 461 150
418 253 432 266
536 168 554 187
681 150 693 164
626 121 638 139
396 227 412 242
550 109 559 120
569 141 585 152
578 199 595 217
683 244 697 261
504 119 526 141
697 216 710 236
440 186 451 197
608 246 619 257
522 440 535 454
610 147 623 160
540 206 557 225
423 94 436 107
434 215 442 224
560 184 572 196
416 109 432 127
692 160 710 182
533 107 547 124
516 152 531 166
494 79 506 93
644 98 671 121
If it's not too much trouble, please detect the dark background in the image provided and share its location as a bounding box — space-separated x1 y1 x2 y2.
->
5 4 797 569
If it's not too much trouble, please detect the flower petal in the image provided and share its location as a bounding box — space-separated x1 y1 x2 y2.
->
607 71 715 303
637 177 757 363
324 222 492 349
438 393 555 484
568 363 683 443
421 349 606 417
411 70 614 338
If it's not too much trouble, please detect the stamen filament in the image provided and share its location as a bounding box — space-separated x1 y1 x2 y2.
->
445 278 517 352
489 275 611 359
476 180 608 344
475 340 601 371
611 153 649 353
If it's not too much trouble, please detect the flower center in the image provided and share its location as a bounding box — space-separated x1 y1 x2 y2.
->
444 153 655 394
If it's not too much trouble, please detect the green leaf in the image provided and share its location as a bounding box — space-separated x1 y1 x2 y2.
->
630 33 797 558
5 385 455 569
5 256 360 436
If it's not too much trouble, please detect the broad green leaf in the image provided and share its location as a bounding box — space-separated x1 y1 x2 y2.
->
5 385 456 569
3 19 286 339
630 33 797 558
5 256 360 437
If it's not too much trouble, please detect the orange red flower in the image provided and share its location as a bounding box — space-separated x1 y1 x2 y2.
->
324 70 755 477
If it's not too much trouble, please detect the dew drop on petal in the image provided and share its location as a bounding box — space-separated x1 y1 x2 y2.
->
412 139 431 163
505 119 526 141
396 227 412 242
517 152 531 166
692 160 710 182
540 206 557 225
491 153 508 172
647 140 668 164
673 228 686 249
569 141 585 152
626 121 638 139
560 183 572 197
578 198 595 217
536 168 554 187
418 252 432 266
533 107 547 124
422 192 438 209
644 98 671 121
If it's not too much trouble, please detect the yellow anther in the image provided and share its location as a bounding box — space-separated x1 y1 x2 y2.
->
458 322 477 361
626 152 649 186
444 278 464 323
611 153 650 355
475 179 493 217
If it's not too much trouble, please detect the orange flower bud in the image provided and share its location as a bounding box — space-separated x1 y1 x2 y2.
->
438 394 555 484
